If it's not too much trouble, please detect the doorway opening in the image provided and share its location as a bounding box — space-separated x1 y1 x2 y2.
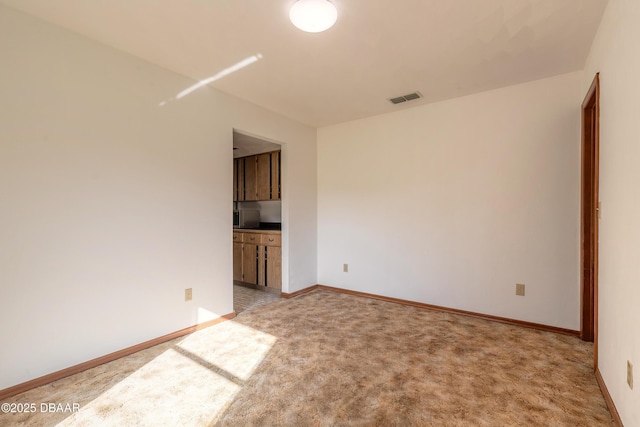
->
232 130 284 314
580 73 600 367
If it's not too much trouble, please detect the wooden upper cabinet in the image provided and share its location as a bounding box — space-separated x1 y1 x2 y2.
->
234 158 245 201
243 155 258 201
271 151 281 200
233 159 238 202
257 153 271 201
234 150 281 202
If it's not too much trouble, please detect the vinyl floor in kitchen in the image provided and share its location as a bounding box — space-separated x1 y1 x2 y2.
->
233 284 281 314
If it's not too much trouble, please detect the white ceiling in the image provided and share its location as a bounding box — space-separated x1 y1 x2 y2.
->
1 0 608 127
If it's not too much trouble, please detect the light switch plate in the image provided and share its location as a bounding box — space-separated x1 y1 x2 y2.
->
185 288 193 302
516 283 525 296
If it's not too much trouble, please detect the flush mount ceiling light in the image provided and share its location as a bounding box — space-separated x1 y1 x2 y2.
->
289 0 338 33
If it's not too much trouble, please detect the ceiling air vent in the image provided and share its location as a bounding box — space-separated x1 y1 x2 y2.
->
389 91 422 105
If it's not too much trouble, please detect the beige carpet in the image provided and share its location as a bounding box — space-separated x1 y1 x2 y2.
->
1 290 613 426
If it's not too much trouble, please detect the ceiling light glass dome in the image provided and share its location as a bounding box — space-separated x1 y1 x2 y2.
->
289 0 338 33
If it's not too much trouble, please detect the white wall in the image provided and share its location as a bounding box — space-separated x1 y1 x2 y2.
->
0 5 316 390
582 0 640 424
318 72 583 330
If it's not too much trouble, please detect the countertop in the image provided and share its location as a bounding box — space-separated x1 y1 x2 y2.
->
233 228 281 235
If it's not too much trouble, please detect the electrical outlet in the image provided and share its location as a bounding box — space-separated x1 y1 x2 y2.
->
628 360 633 390
185 288 193 302
343 263 348 273
516 283 525 296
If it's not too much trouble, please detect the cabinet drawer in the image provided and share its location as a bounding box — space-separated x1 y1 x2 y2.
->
261 234 281 246
244 233 260 244
232 232 244 242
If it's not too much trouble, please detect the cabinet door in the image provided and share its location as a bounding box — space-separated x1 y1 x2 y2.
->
271 151 280 200
265 246 282 290
242 243 259 284
233 242 243 281
237 158 245 201
233 159 238 202
243 155 258 201
258 245 266 287
257 153 271 200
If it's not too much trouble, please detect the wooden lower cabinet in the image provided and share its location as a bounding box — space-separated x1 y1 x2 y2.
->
233 231 281 290
242 243 259 284
265 246 282 290
233 241 243 281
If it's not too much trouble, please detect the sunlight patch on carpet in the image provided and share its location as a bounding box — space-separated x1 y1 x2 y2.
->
54 348 236 426
177 321 277 381
54 322 276 426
